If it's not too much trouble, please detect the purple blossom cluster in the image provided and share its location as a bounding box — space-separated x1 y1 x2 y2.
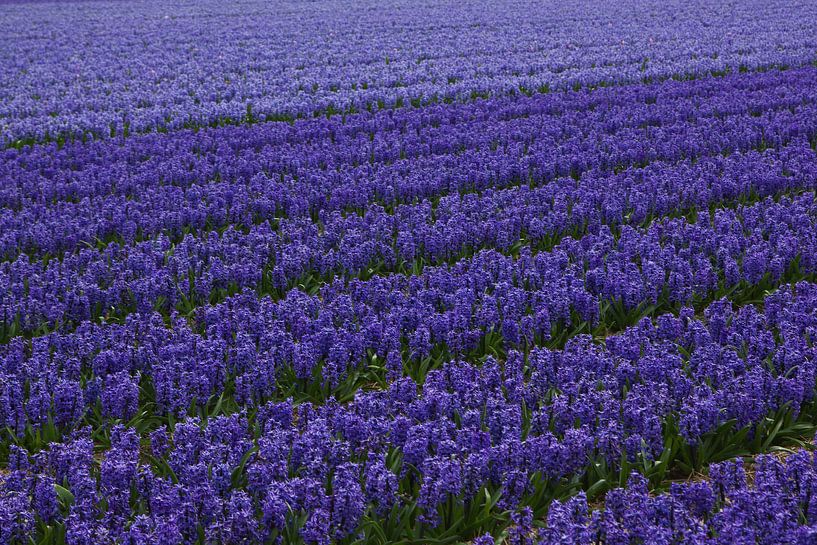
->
3 2 817 543
2 0 817 144
540 453 817 544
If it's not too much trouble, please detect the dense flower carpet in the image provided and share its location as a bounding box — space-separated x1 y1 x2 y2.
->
2 1 817 543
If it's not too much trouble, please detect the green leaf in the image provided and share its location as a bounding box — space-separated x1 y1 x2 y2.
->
54 484 74 507
586 479 609 499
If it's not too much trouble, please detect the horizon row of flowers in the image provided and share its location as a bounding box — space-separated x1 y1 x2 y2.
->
2 0 817 145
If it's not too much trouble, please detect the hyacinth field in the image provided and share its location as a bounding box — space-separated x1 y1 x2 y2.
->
4 1 817 544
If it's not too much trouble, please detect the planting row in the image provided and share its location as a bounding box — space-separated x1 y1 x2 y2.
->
2 137 816 341
2 193 817 427
3 65 814 209
2 66 817 260
3 280 817 543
